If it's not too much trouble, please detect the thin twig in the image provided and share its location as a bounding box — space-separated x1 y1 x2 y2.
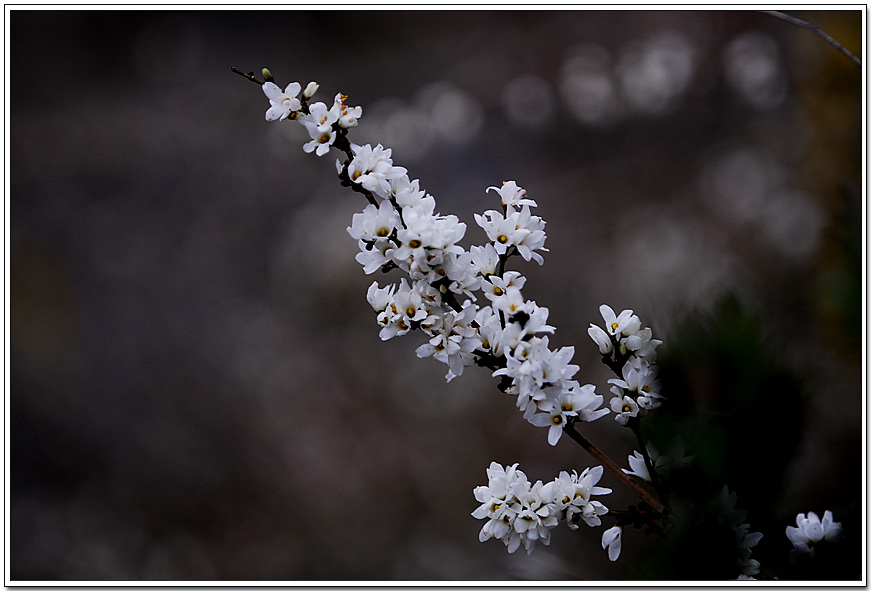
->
762 10 861 67
563 421 665 514
230 67 265 85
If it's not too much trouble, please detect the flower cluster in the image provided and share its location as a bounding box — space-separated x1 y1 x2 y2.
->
260 78 611 447
244 67 855 577
253 73 682 565
786 510 842 559
472 461 611 556
588 305 663 426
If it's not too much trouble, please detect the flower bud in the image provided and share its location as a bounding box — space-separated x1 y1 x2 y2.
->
588 324 613 355
303 81 319 99
261 68 274 82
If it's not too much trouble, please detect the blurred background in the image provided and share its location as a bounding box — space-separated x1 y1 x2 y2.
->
9 8 863 581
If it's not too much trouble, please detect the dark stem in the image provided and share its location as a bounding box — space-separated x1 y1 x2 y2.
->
230 67 265 85
762 10 861 67
563 419 665 514
496 246 518 277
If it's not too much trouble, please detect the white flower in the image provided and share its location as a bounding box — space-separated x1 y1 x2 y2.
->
375 279 429 340
624 326 661 358
527 399 573 446
469 244 500 277
560 383 608 423
487 180 537 208
389 176 426 208
568 385 609 423
510 205 548 264
512 482 560 555
602 526 622 561
588 323 614 355
331 92 362 128
347 201 400 242
366 281 394 314
609 359 662 403
302 81 319 99
472 462 561 555
416 303 480 381
488 314 526 357
263 81 301 121
786 510 842 557
521 302 556 336
599 304 640 338
622 450 651 481
492 285 527 317
553 466 611 529
482 271 526 302
610 394 640 425
443 251 483 298
355 239 396 274
347 143 407 198
475 209 530 256
300 101 339 156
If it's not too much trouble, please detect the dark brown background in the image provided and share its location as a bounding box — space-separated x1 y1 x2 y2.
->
10 9 863 581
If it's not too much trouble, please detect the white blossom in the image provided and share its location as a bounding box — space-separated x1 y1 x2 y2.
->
588 323 614 355
302 81 319 99
610 394 640 425
347 143 407 198
487 180 538 208
473 462 610 556
347 201 401 243
786 510 842 558
263 81 302 121
332 92 362 128
300 101 339 156
622 450 651 481
602 526 623 561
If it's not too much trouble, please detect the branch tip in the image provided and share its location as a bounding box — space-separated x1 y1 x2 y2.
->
231 66 265 85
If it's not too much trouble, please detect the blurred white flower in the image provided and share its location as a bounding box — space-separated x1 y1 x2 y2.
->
622 450 651 482
602 526 622 561
786 510 842 557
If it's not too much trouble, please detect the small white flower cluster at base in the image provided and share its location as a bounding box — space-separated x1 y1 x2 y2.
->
472 462 611 556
